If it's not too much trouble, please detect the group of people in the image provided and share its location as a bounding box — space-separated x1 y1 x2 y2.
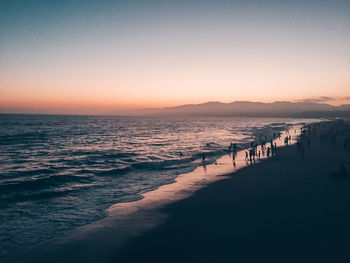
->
284 135 292 145
226 134 279 165
202 125 312 165
243 139 277 163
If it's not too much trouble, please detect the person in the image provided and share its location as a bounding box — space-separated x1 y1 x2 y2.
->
296 140 301 152
245 151 248 161
202 152 206 163
233 143 237 154
267 147 270 158
232 152 236 161
258 150 261 159
179 151 183 156
271 144 274 156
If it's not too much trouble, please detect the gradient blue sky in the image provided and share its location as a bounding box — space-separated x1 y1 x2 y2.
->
1 0 350 114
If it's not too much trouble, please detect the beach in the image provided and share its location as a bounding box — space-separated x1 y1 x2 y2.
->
2 120 350 263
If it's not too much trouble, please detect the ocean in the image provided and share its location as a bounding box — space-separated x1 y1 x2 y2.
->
0 114 317 255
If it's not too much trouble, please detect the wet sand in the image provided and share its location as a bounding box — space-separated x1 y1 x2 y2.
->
3 121 350 263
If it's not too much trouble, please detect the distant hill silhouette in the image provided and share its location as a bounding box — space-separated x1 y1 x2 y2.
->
118 101 350 118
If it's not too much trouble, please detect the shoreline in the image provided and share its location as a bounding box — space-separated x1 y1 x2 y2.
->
2 125 304 262
0 118 307 257
115 120 350 263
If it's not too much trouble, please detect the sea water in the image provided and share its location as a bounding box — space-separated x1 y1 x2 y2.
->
0 114 317 255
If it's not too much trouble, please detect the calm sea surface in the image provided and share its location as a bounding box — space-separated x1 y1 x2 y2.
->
0 114 317 255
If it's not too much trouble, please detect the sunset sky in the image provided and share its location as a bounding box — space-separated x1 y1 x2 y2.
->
1 0 350 114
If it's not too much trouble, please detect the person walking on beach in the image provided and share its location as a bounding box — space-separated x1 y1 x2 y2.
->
271 144 274 156
202 152 206 163
267 147 270 158
258 150 261 159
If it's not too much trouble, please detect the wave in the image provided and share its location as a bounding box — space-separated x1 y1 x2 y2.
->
0 173 93 194
0 132 49 145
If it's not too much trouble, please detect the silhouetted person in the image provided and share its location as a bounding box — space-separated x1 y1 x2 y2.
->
267 147 270 158
233 143 237 154
258 150 261 159
202 152 206 163
179 151 183 157
296 140 301 152
271 144 274 156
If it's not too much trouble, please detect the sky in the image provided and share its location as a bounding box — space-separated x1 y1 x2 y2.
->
1 0 350 114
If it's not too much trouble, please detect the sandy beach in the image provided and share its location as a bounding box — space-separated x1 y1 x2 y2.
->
3 120 350 263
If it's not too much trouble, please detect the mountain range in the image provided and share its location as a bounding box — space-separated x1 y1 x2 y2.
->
118 101 350 118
